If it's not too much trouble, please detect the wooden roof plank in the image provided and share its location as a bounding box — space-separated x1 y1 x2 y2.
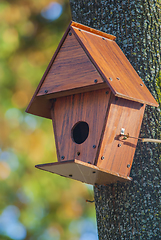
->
71 21 116 41
71 26 159 107
26 21 158 119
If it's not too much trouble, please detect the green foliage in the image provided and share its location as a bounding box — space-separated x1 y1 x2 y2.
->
0 1 97 239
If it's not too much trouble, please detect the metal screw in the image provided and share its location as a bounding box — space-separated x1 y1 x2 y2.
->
127 164 130 168
118 144 122 147
109 77 112 81
94 79 98 83
78 29 81 31
88 161 91 164
117 77 120 80
106 91 109 94
61 156 65 160
69 174 73 177
69 32 72 36
101 156 104 160
93 145 96 149
44 90 48 94
140 83 143 86
102 37 105 40
93 171 96 174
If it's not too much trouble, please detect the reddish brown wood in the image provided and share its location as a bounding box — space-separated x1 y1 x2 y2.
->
26 21 158 119
46 82 107 99
51 88 111 164
35 159 132 185
37 32 103 97
96 95 146 176
71 21 116 41
72 26 158 107
26 21 72 117
26 96 51 119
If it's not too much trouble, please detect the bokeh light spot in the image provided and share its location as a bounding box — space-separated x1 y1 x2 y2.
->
0 206 26 240
24 115 37 131
41 2 63 21
0 150 19 170
5 108 23 128
0 162 10 180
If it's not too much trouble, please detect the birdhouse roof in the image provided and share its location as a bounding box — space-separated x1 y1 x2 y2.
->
26 21 158 119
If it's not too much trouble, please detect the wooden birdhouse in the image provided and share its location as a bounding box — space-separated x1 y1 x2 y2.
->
26 21 158 185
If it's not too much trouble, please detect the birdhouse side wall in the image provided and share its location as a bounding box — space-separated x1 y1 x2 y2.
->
50 88 111 165
96 95 145 177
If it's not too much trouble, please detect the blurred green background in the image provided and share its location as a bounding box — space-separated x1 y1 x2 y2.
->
0 1 97 239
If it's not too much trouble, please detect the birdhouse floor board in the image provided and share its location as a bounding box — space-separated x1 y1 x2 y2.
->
35 160 132 185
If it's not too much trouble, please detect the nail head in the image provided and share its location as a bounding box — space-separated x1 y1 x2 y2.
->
101 156 104 160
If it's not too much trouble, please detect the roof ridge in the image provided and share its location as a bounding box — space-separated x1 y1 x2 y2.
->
71 21 116 41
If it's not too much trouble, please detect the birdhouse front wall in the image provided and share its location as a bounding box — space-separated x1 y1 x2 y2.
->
96 95 146 177
51 88 111 165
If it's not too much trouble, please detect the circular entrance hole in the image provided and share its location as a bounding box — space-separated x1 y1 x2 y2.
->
71 121 89 144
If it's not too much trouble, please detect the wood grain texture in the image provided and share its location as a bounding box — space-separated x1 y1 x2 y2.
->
26 21 72 118
37 32 103 96
51 88 111 164
96 95 146 177
71 26 158 107
45 82 107 99
26 20 158 120
35 159 132 185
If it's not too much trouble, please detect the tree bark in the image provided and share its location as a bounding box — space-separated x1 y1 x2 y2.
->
69 0 161 239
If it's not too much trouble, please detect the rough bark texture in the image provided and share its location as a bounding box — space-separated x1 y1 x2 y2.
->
70 0 161 239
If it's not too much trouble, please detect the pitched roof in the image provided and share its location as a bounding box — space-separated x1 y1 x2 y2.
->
26 21 158 119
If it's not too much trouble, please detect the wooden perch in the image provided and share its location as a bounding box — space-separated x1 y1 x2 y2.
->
141 138 161 143
120 132 161 143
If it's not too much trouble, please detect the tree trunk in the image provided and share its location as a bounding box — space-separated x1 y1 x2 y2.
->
69 0 161 239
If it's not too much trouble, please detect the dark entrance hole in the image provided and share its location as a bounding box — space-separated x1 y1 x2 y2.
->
71 121 89 144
